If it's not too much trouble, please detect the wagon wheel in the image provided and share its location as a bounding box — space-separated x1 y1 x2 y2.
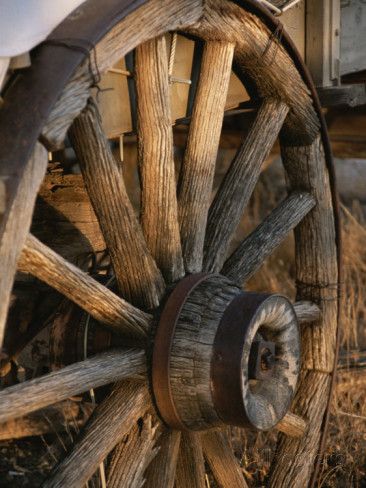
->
0 1 340 487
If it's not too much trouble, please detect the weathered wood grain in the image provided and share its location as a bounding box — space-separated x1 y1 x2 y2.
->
32 173 105 260
201 430 248 488
0 400 88 441
204 99 289 272
70 99 165 310
293 301 321 325
136 36 184 283
269 371 331 487
0 142 47 348
41 0 204 149
276 412 307 438
0 349 145 424
222 192 316 284
178 41 234 273
107 414 159 488
176 432 206 488
186 0 320 145
281 137 338 372
17 234 151 340
43 381 149 488
144 429 181 488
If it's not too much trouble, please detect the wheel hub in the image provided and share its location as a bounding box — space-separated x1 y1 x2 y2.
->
152 274 300 432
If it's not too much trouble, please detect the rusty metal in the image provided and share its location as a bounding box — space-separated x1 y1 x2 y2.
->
248 339 276 380
211 292 269 428
151 273 211 430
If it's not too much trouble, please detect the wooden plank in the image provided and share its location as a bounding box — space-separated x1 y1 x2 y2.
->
0 142 47 349
69 99 165 310
107 414 159 488
176 432 206 488
178 40 235 273
144 429 181 488
222 192 316 284
201 430 248 488
18 234 151 340
204 99 289 272
0 349 145 424
43 381 149 488
136 36 184 283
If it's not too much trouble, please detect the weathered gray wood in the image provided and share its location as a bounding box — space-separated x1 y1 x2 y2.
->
204 99 289 272
17 234 151 340
136 36 184 283
0 349 145 424
178 40 234 273
43 381 149 488
280 138 339 372
186 0 320 145
269 371 331 487
32 173 105 260
107 414 159 488
0 400 89 441
201 430 248 488
170 275 240 430
222 192 316 284
70 99 165 310
0 142 47 348
268 137 339 486
176 432 206 488
293 301 321 325
144 429 181 488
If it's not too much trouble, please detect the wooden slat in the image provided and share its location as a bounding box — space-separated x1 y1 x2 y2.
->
0 349 145 424
176 432 206 488
135 36 184 283
18 234 151 340
43 381 149 488
201 430 248 488
293 301 321 325
107 414 159 488
0 400 90 441
203 99 289 272
178 41 235 273
222 192 316 284
144 429 181 488
69 99 165 310
0 142 47 348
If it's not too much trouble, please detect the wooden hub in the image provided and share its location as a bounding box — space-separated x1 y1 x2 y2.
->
152 274 300 431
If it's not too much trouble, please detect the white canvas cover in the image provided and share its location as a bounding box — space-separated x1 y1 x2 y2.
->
0 0 86 87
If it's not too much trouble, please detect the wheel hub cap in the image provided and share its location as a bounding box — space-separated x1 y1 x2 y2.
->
152 274 300 431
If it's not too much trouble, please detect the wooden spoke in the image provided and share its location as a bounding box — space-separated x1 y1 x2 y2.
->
178 41 235 273
18 234 151 340
201 430 248 488
222 192 316 284
43 381 149 488
176 432 206 488
0 348 145 424
107 414 160 488
69 99 165 310
145 429 181 488
0 400 90 441
0 142 47 348
293 301 321 325
276 412 307 438
203 99 289 272
135 36 184 283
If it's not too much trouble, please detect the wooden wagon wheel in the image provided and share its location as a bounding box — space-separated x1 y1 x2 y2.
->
0 1 340 487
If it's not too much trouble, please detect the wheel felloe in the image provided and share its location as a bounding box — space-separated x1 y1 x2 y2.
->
152 273 300 432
